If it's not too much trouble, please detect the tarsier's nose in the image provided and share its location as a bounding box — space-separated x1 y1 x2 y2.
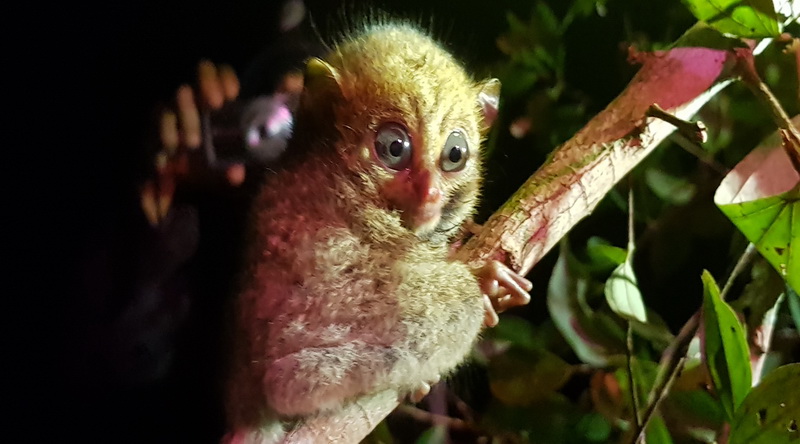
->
412 169 442 206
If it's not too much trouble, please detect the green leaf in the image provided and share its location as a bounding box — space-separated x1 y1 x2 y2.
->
681 0 780 38
729 363 800 444
481 394 580 441
576 412 612 442
614 359 660 410
664 389 726 428
488 347 574 406
701 270 752 421
414 425 446 444
484 315 539 351
715 119 800 295
586 236 628 269
645 415 675 444
673 21 751 49
718 188 800 294
505 11 527 35
605 259 648 323
362 420 394 444
788 285 800 333
645 168 697 205
629 310 675 349
533 1 560 35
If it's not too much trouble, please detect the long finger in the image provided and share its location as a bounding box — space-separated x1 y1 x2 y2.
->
160 110 179 154
218 64 240 101
198 60 224 109
494 294 531 313
483 295 499 327
176 85 201 149
409 382 430 403
496 265 532 300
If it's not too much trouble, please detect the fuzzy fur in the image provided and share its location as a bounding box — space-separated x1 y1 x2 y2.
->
225 24 497 441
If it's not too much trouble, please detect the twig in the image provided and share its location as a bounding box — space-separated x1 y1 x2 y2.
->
735 48 800 170
669 131 729 176
624 183 642 428
628 244 758 443
626 323 641 428
646 104 708 144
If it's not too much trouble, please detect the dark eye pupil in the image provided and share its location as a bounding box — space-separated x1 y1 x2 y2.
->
389 140 404 157
449 146 462 163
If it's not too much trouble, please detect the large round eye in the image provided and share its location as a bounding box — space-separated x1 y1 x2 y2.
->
441 130 469 172
374 123 412 170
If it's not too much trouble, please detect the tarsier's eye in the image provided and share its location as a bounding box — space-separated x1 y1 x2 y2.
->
374 123 412 170
440 130 469 172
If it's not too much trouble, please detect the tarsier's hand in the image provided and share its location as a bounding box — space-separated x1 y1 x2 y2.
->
475 261 532 328
141 61 241 226
456 221 533 328
407 374 441 403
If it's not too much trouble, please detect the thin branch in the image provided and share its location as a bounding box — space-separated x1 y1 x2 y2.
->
735 48 800 170
625 183 641 428
626 323 642 428
670 131 729 175
646 104 708 144
628 243 758 443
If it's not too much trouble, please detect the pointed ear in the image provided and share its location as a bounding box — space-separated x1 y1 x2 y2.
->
477 78 501 131
304 57 342 97
295 58 344 142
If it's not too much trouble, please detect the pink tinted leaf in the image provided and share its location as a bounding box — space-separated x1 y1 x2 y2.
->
547 244 626 367
715 116 800 293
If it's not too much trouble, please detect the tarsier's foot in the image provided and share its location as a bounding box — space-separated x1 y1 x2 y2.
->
141 61 241 227
474 261 532 327
407 374 441 403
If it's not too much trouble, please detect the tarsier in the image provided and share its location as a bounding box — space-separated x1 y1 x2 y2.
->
224 23 532 442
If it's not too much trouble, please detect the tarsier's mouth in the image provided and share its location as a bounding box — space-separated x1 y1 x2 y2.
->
402 204 442 235
440 185 467 223
406 186 469 242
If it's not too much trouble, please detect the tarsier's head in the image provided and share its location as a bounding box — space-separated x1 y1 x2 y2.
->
298 24 499 241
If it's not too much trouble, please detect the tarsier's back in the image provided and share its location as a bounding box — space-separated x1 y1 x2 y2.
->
225 23 506 443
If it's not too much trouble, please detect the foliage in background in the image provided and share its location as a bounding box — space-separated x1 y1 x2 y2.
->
368 0 800 442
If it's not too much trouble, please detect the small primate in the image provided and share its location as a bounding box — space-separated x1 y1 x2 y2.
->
225 23 532 442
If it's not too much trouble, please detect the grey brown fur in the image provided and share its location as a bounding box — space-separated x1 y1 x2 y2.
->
225 24 498 442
